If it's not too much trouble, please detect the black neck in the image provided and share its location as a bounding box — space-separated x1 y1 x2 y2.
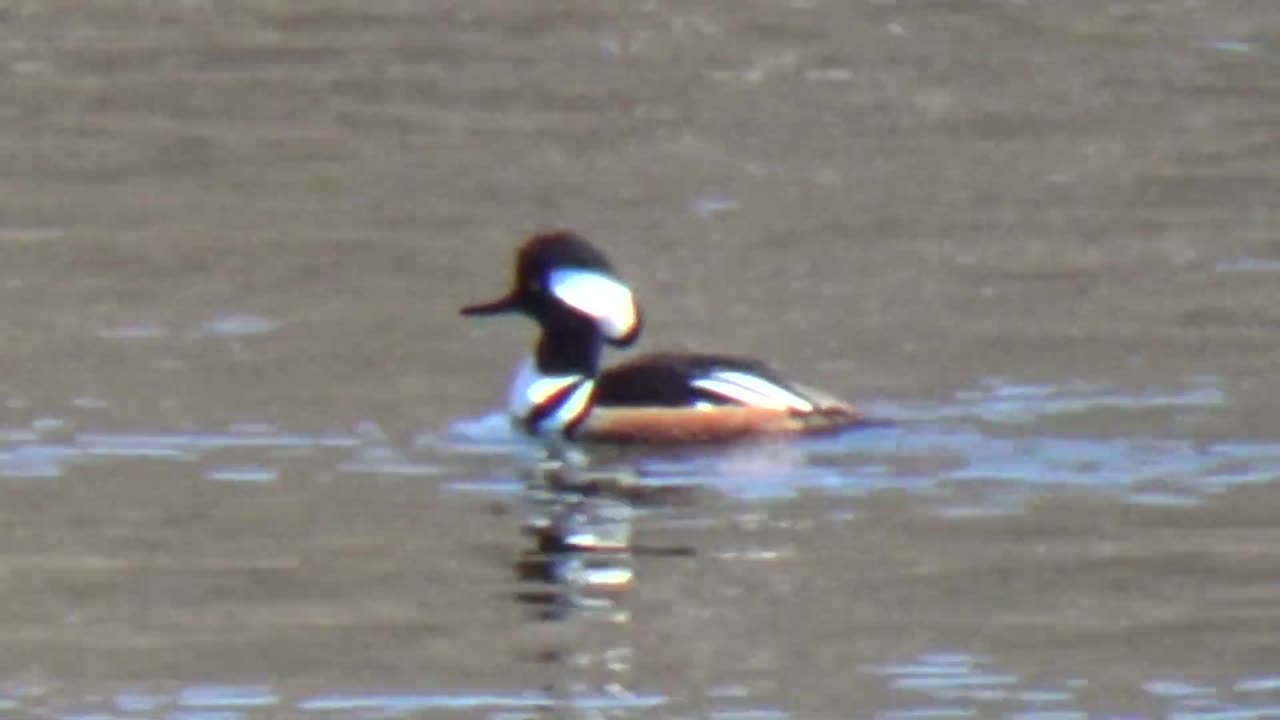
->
535 323 603 377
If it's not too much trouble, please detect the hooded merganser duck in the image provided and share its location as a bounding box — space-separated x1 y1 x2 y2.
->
461 231 868 443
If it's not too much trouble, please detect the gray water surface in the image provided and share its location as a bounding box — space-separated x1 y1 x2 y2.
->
2 1 1280 718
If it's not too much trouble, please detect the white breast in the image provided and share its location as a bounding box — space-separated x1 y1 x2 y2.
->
508 356 596 434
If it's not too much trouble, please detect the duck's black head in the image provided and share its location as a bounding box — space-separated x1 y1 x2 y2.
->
460 231 642 347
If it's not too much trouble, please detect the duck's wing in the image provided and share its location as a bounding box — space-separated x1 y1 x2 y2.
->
595 352 856 416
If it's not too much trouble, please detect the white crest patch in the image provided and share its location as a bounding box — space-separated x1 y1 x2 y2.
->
507 356 595 434
690 370 815 413
548 269 638 342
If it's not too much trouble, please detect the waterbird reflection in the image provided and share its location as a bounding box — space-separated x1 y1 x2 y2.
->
513 450 697 623
509 448 699 717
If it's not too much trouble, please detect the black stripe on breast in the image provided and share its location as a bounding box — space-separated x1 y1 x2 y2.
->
525 377 592 434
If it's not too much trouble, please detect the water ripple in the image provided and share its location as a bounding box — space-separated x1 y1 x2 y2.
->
441 375 1276 510
6 668 1276 720
0 376 1270 512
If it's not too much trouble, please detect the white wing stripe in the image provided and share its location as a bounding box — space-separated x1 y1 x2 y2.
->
691 370 815 412
548 269 637 341
691 378 787 409
711 371 815 412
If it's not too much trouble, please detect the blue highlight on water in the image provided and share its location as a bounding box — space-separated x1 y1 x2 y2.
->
1 374 1275 514
447 374 1277 510
0 373 1276 719
6 666 1278 720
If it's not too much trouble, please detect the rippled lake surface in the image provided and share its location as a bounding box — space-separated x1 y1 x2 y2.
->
2 1 1280 718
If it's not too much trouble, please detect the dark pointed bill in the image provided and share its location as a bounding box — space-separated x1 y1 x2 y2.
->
460 291 521 317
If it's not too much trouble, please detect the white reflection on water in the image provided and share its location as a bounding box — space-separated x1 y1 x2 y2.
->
0 376 1273 511
886 375 1225 424
2 666 1277 719
870 653 1280 720
1216 256 1280 273
0 424 362 481
96 322 167 340
94 314 282 343
204 465 278 483
198 314 282 338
